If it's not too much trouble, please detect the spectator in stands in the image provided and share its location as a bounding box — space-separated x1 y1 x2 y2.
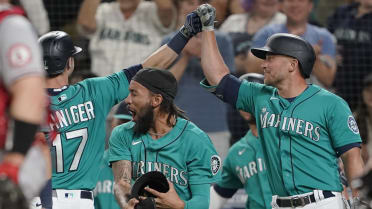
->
77 0 177 76
327 0 372 110
219 0 285 76
162 0 235 160
246 0 337 89
209 0 246 27
354 74 372 164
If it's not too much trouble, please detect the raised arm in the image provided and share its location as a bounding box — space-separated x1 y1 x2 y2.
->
197 4 230 86
142 11 202 70
77 0 100 34
112 160 133 209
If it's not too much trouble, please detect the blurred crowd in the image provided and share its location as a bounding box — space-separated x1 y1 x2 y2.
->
3 0 372 208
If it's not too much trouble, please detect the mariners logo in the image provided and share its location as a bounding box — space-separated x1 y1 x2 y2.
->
347 115 359 134
210 155 221 175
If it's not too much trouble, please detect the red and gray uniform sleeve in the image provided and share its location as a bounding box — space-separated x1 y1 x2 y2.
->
0 15 44 88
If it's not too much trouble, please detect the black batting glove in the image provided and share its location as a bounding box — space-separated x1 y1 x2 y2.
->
179 11 202 40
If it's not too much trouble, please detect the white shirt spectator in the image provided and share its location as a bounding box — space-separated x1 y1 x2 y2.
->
81 1 176 76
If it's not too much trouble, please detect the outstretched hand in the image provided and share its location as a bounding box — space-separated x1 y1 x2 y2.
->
196 4 216 31
144 180 185 209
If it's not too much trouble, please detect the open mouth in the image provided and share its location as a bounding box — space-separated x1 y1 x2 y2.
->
127 107 136 120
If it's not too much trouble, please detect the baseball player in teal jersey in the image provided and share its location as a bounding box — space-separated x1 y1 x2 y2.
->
195 4 365 209
210 73 272 209
39 11 202 209
94 150 121 209
94 104 132 209
108 68 221 209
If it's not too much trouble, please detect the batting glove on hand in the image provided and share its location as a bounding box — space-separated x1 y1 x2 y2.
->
196 4 216 31
179 11 202 40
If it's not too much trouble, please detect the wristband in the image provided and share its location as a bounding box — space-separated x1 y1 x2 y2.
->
11 119 39 155
167 31 189 55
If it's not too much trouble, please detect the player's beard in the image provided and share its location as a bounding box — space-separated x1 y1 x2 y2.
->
133 104 154 136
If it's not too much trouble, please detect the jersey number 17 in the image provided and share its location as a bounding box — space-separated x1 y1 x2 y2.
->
52 128 88 173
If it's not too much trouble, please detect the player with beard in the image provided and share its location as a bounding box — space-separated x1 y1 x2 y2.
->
108 68 222 209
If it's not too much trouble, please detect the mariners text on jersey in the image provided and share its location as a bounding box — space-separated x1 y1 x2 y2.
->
132 161 188 186
260 109 321 141
49 101 95 130
236 157 266 184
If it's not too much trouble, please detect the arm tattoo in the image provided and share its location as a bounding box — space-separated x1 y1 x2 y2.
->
113 160 132 209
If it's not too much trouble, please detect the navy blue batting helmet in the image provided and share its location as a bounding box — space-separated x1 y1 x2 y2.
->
38 31 82 76
251 33 316 78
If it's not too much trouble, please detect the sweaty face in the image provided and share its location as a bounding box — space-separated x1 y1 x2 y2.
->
125 81 155 135
281 0 313 25
261 54 292 87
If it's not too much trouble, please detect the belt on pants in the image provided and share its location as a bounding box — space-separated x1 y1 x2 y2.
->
276 191 335 208
52 190 93 200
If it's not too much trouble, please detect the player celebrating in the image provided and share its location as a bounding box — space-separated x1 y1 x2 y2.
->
39 10 202 209
196 4 364 209
108 68 221 209
209 73 272 209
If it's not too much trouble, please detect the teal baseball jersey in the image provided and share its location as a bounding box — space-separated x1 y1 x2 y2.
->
93 150 120 209
235 82 362 196
108 117 222 200
48 70 130 190
217 130 272 209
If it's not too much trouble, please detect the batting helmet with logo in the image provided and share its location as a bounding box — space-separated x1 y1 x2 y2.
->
251 33 316 78
38 31 82 76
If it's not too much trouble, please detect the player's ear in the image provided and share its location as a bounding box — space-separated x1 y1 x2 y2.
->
289 58 298 73
151 94 163 108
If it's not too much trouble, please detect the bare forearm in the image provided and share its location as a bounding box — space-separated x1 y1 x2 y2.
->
142 45 178 70
114 182 131 209
201 31 229 86
10 76 45 124
77 0 100 33
113 160 133 209
341 147 364 197
169 55 190 81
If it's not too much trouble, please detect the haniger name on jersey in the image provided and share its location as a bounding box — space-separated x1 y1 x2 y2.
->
260 109 321 141
49 101 95 130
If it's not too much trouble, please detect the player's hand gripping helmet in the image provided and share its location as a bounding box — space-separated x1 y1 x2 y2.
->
38 31 82 76
130 171 169 209
251 33 316 78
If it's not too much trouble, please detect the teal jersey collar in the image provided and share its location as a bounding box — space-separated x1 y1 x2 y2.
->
271 84 321 108
143 117 189 151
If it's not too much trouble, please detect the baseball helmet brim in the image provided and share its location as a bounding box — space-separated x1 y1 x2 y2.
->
73 46 82 55
251 46 271 60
